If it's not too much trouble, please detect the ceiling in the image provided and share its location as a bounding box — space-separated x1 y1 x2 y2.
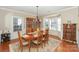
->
0 6 72 16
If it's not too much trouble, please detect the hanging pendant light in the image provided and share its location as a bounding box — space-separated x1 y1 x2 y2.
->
35 6 41 31
36 6 40 24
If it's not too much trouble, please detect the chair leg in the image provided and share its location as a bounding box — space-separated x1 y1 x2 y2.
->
28 44 31 52
44 42 46 46
41 44 43 48
20 47 23 52
37 44 39 52
29 47 30 52
37 47 39 52
28 45 31 52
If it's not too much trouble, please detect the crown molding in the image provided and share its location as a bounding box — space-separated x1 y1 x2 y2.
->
43 6 78 17
0 6 78 17
57 6 78 12
0 7 35 16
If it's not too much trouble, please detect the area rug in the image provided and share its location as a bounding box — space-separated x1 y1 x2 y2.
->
9 38 61 52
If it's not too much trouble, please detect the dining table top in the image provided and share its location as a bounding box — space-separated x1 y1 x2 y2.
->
22 30 46 39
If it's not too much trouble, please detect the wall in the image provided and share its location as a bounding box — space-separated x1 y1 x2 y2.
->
61 7 79 46
61 7 78 23
61 7 78 41
0 10 7 31
0 9 34 42
4 13 26 40
43 7 78 40
0 10 7 42
77 8 79 47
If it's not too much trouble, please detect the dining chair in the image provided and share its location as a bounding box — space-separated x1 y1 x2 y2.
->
26 34 34 52
42 29 49 47
38 31 44 48
32 31 43 51
45 29 49 44
17 31 29 52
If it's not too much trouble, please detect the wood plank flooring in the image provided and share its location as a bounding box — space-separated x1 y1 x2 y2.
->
0 35 79 52
55 41 79 52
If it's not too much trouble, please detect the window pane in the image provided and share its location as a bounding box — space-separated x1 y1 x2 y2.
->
13 16 22 32
43 18 49 29
51 18 57 30
58 17 61 31
18 18 22 25
43 16 61 31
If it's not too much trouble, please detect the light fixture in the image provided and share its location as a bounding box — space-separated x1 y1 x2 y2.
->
36 6 40 26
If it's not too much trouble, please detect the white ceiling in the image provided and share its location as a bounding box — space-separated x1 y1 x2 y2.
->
0 6 72 16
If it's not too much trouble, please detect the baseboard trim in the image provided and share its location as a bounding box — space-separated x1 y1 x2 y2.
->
49 34 61 40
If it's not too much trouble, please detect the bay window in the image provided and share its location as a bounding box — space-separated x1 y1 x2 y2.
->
43 15 61 32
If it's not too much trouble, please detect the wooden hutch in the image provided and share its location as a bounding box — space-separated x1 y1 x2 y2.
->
26 17 40 34
63 24 76 44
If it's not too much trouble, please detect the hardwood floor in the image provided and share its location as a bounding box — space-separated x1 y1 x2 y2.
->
0 35 79 52
55 41 79 52
0 39 18 52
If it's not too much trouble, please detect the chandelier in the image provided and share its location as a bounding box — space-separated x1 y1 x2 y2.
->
36 6 40 24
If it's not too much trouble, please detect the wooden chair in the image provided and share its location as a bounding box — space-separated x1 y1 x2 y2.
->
38 31 44 48
26 34 34 52
45 29 49 44
42 29 49 46
32 31 43 51
18 31 29 52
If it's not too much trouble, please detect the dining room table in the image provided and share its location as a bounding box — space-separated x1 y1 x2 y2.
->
22 29 48 40
21 29 49 51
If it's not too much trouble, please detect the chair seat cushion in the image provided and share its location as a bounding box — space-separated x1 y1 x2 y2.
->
42 38 45 40
32 40 41 44
23 41 28 46
33 41 38 44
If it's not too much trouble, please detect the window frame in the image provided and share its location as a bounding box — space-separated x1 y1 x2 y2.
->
13 16 22 32
43 16 61 32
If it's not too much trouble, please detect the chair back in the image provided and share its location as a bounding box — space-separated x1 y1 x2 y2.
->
38 31 43 42
18 31 23 50
45 29 49 40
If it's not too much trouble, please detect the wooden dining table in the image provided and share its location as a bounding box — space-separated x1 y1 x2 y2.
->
22 31 46 40
21 29 48 51
22 31 38 39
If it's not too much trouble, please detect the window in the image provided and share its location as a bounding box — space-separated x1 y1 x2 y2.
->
13 16 22 32
43 16 61 31
50 17 58 30
57 16 61 31
43 18 49 29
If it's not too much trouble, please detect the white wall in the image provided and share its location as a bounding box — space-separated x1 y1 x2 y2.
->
77 9 79 47
43 7 78 41
0 9 34 42
61 7 78 41
4 13 26 40
0 10 7 42
61 7 78 23
0 10 7 31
